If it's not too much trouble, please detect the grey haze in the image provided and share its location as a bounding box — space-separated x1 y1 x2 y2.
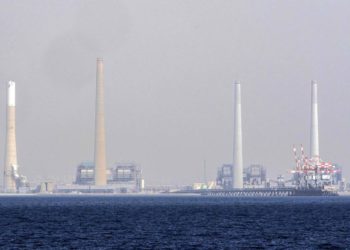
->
0 0 349 185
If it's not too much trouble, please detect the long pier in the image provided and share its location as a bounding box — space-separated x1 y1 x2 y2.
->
173 188 338 197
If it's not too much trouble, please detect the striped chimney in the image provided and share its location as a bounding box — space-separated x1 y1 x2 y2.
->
3 81 18 193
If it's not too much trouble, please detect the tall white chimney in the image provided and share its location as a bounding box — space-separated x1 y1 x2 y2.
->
233 81 243 188
310 80 320 161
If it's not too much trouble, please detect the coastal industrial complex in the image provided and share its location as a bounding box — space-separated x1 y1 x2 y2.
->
56 58 144 194
2 59 143 194
212 80 343 196
1 59 348 195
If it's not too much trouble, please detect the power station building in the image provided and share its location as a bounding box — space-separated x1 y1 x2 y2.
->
74 161 143 192
75 161 95 185
216 164 233 189
217 164 267 189
243 164 267 187
108 163 143 190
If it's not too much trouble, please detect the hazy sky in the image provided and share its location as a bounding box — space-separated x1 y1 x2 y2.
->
1 0 350 186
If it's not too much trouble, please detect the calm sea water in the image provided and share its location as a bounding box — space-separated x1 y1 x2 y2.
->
0 195 349 249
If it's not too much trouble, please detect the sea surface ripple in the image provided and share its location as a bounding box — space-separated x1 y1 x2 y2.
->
0 195 349 249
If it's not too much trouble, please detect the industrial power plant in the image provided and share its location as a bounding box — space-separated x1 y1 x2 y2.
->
2 59 143 194
56 58 144 194
1 58 348 195
211 80 342 196
288 82 341 191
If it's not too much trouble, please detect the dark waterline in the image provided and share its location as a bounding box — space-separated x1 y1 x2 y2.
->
0 195 349 249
